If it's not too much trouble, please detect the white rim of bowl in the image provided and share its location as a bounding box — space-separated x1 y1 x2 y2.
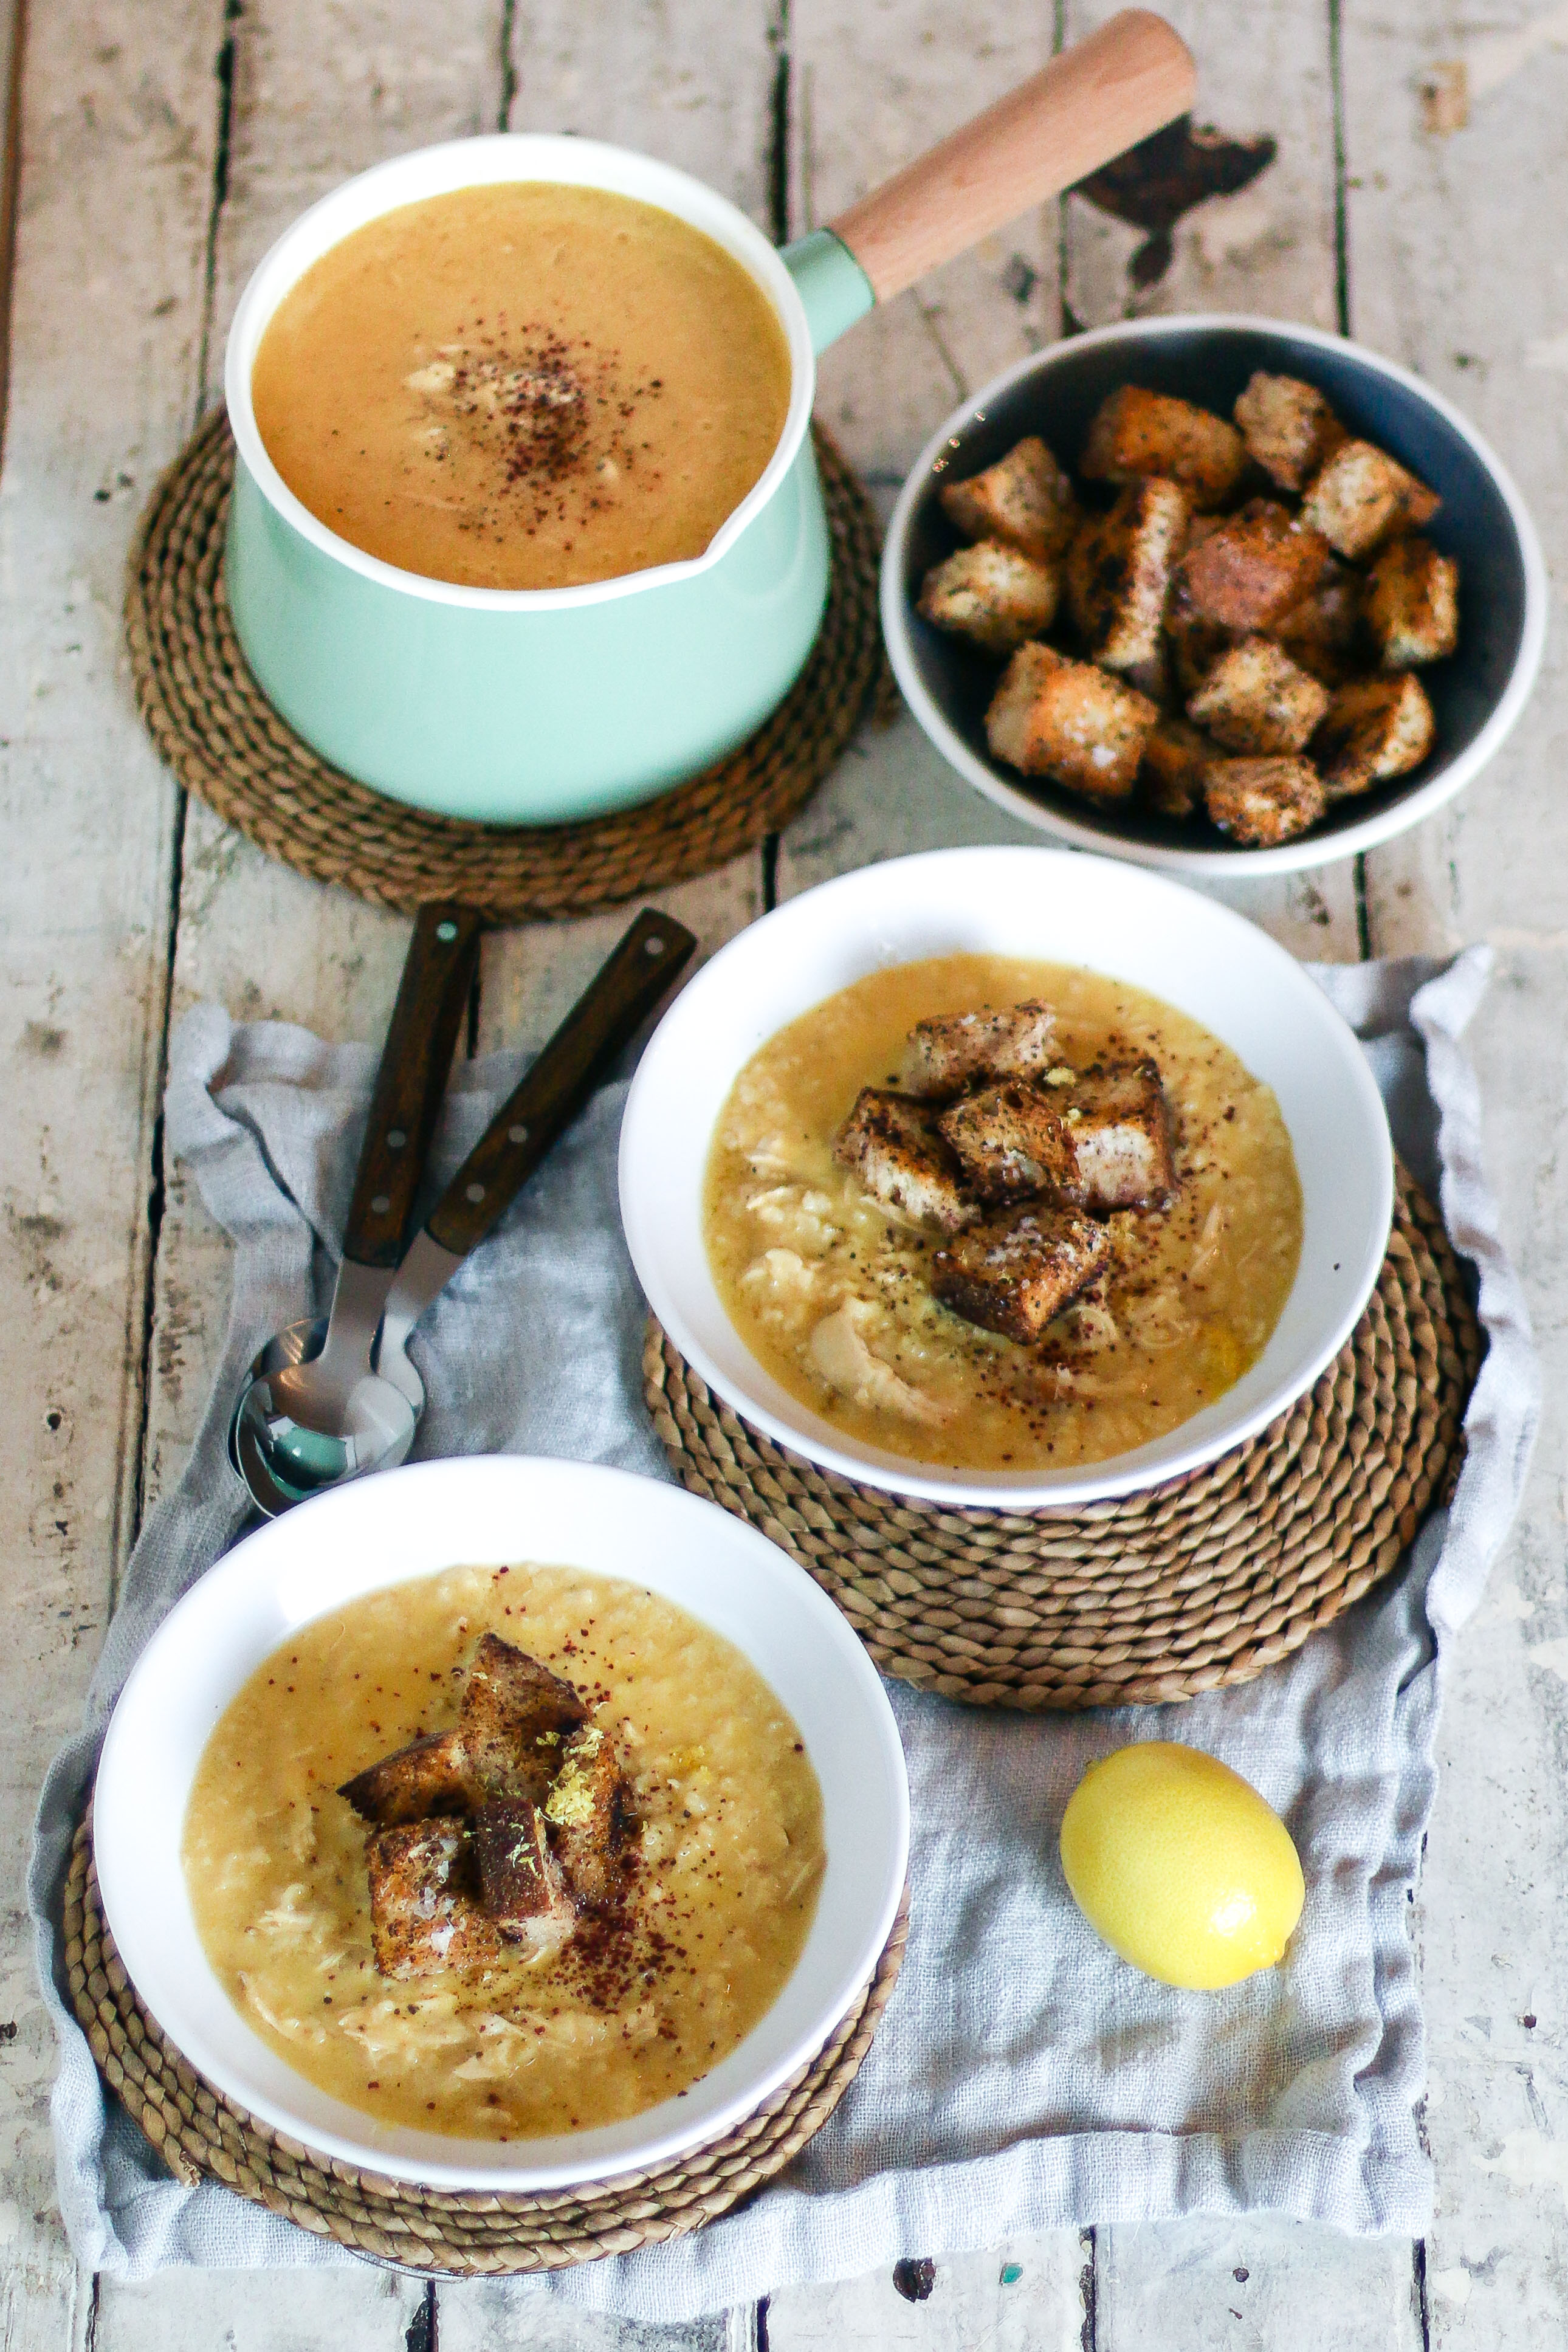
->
224 134 817 613
880 312 1549 875
92 1458 909 2192
621 844 1395 1508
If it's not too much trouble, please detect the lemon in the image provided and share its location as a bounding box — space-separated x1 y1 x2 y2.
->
1059 1742 1304 1990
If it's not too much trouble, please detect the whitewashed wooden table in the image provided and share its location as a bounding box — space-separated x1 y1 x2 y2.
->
2 0 1564 2343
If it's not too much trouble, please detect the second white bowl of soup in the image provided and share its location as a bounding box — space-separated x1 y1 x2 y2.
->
620 847 1394 1507
92 1457 908 2191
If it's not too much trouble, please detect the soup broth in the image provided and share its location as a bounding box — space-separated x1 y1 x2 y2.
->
703 954 1304 1472
184 1561 824 2139
251 182 793 591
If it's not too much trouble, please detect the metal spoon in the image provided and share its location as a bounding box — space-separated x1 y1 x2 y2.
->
229 903 483 1515
233 907 696 1513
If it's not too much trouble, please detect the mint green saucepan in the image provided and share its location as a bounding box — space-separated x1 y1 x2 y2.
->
223 12 1191 825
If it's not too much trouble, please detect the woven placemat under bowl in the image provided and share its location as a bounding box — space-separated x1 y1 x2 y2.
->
645 1166 1482 1711
63 1814 908 2277
125 409 887 921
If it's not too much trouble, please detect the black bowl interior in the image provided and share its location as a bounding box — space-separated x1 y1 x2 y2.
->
897 323 1530 856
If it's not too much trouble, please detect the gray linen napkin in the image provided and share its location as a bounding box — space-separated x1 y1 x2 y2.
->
28 949 1537 2323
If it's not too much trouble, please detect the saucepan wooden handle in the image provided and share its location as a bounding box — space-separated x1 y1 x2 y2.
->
827 10 1195 304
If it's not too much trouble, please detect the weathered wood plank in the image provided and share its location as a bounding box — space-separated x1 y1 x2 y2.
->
795 0 1058 489
1413 1545 1568 2343
1352 0 1561 969
89 2269 424 2351
0 0 227 2337
473 868 762 1061
783 702 1366 967
1344 1 1568 2338
776 0 1059 917
504 0 777 219
438 2282 739 2350
1062 0 1339 334
766 2238 1087 2350
1096 2216 1421 2349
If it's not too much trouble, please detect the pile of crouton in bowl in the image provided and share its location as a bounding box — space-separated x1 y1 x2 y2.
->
882 318 1543 875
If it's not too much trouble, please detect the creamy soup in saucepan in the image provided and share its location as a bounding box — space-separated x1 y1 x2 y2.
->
251 183 793 591
184 1562 824 2139
703 954 1304 1473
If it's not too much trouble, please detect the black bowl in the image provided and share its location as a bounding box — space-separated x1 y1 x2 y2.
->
881 315 1545 873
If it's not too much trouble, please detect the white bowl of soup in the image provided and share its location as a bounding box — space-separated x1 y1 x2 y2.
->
92 1457 908 2192
620 847 1394 1508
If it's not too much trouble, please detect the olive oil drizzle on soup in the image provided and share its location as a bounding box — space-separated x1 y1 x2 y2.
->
183 1563 824 2140
250 184 793 591
704 955 1304 1472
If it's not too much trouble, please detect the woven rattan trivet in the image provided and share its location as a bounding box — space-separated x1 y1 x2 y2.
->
646 1166 1482 1711
64 1815 907 2277
125 409 888 920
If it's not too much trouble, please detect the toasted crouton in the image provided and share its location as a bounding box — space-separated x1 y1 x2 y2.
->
545 1726 634 1911
1364 535 1459 667
1202 755 1326 847
937 1061 1175 1212
1080 386 1248 511
1182 512 1228 553
1265 557 1363 684
1065 479 1189 674
339 1727 472 1827
935 1078 1070 1204
903 1000 1058 1099
834 1088 977 1231
1233 371 1347 492
459 1633 587 1808
1298 439 1440 559
1064 1061 1177 1209
1312 673 1435 800
365 1820 504 1979
1166 607 1233 699
916 539 1061 655
939 436 1078 560
1117 643 1173 709
1186 636 1331 755
1170 499 1331 634
931 1207 1112 1343
984 643 1157 803
472 1801 577 1956
340 1635 586 1825
1141 715 1212 819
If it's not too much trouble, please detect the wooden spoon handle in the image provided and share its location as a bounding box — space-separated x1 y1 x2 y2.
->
425 907 695 1259
827 10 1195 304
342 903 483 1270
